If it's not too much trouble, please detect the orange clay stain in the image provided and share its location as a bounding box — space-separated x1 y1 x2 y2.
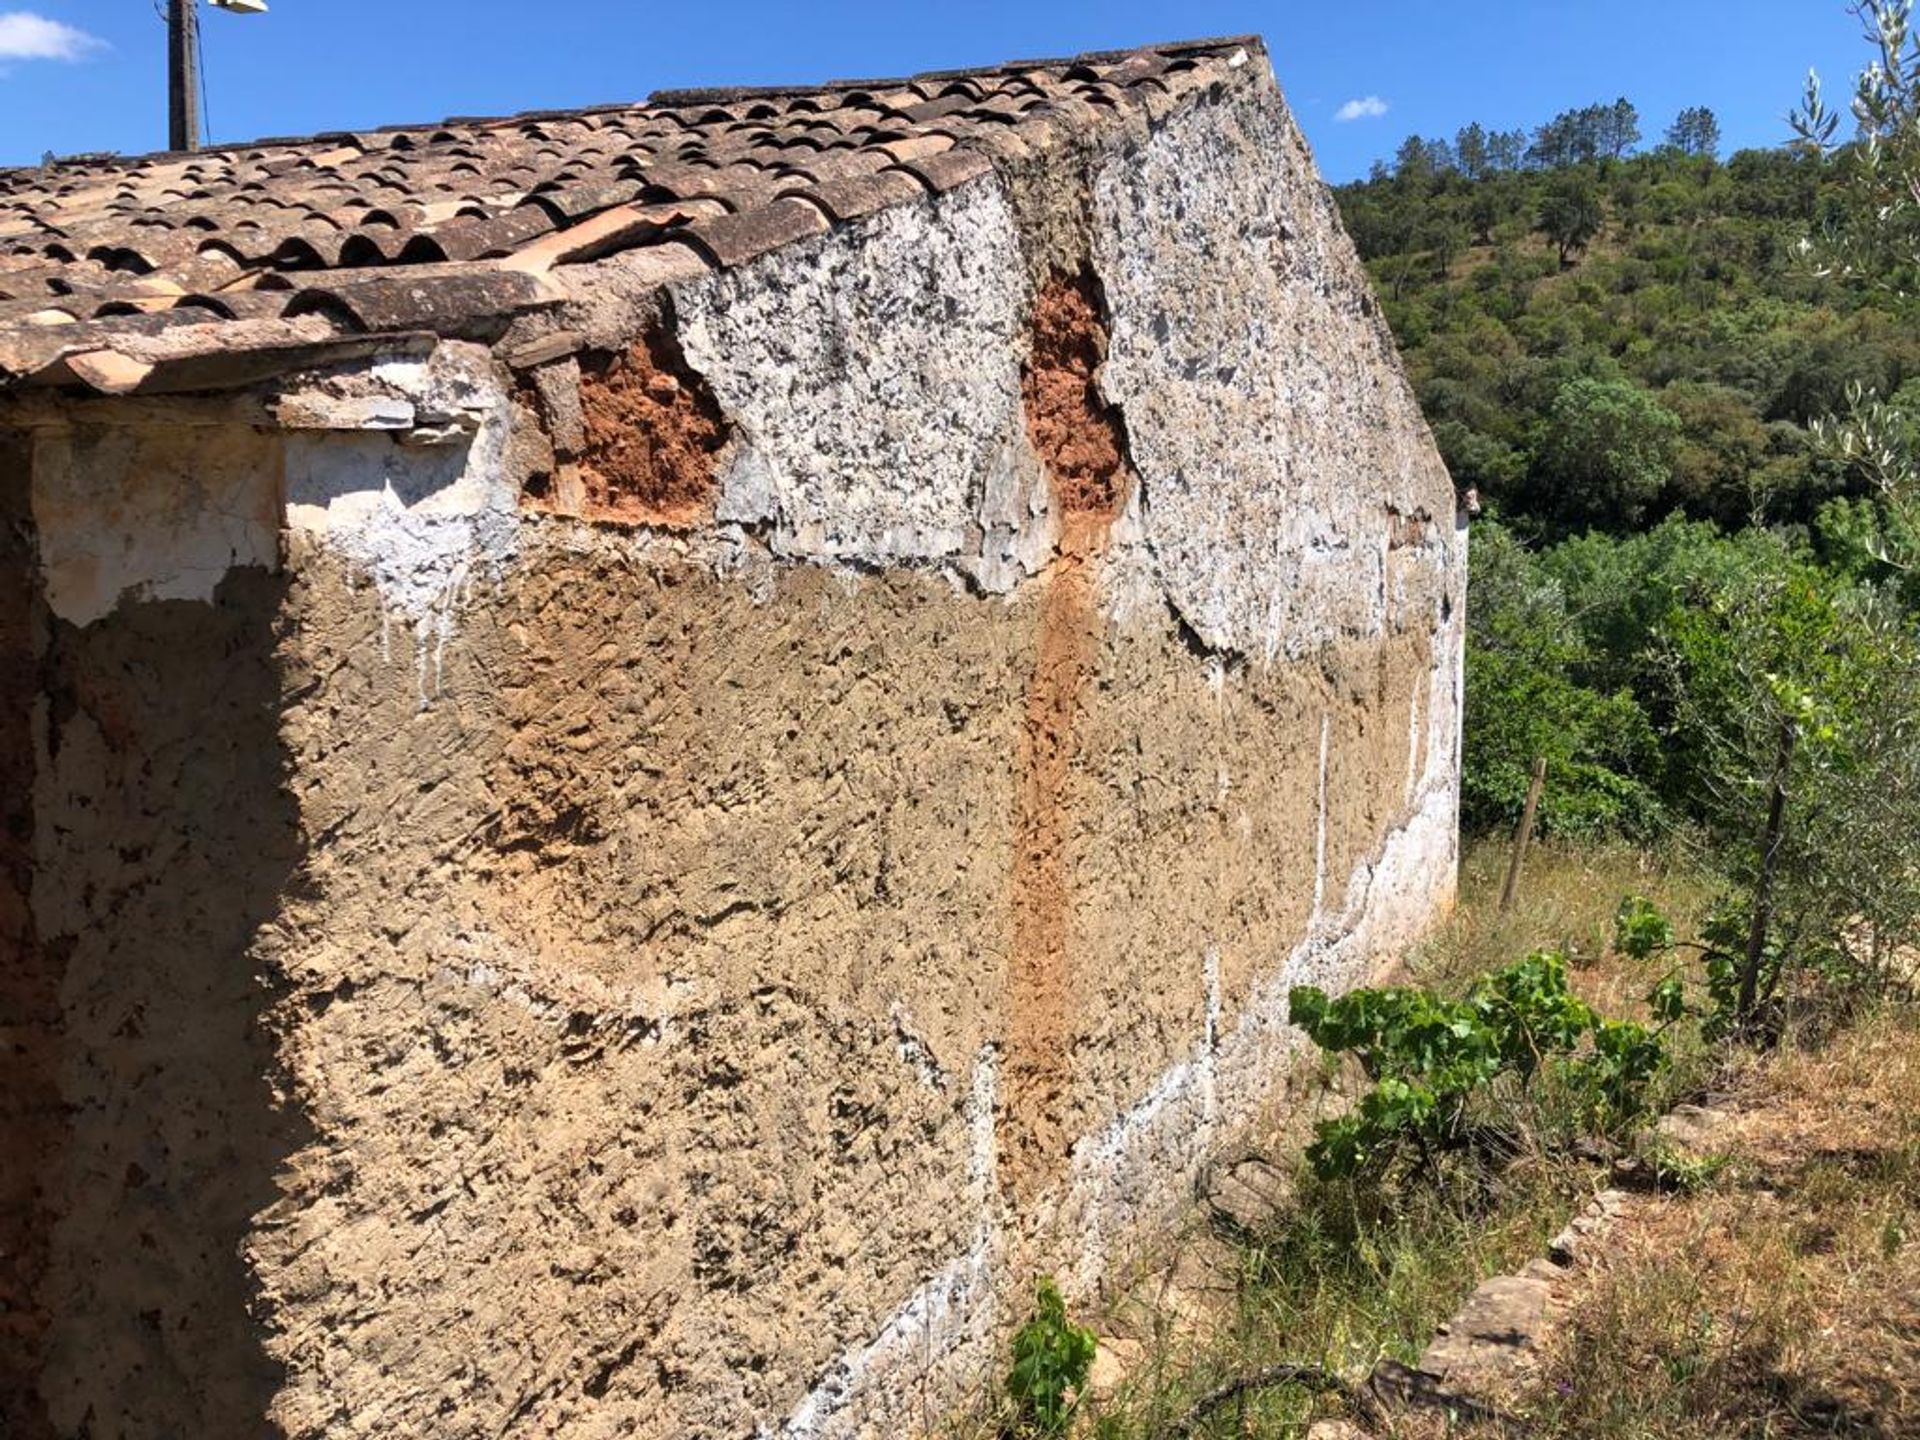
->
1002 270 1132 1204
567 324 728 529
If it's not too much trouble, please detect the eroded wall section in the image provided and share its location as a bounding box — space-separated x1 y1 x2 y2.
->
10 51 1461 1440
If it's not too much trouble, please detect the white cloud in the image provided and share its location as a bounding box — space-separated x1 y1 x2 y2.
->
1335 95 1390 123
0 12 104 64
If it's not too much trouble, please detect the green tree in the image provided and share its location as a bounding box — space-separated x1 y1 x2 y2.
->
1468 188 1501 244
1791 0 1920 291
1660 560 1920 1030
1488 127 1528 172
1456 120 1493 180
1603 97 1643 159
1536 171 1603 265
1461 522 1662 836
1662 380 1778 522
1395 132 1436 182
1005 1279 1096 1436
1665 105 1722 158
1537 377 1681 526
1792 2 1920 571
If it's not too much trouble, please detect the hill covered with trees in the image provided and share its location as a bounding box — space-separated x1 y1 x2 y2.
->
1327 61 1920 998
1333 100 1920 538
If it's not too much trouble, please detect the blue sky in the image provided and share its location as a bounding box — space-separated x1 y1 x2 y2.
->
0 3 1874 180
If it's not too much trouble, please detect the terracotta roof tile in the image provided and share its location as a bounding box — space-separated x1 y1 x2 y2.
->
0 36 1262 392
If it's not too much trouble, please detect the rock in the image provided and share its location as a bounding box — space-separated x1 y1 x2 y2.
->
1522 1256 1569 1283
1306 1421 1373 1440
1548 1187 1631 1265
1418 1274 1553 1391
1085 1335 1145 1401
1656 1103 1733 1155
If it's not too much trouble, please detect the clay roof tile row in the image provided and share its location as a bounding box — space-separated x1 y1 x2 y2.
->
0 36 1261 395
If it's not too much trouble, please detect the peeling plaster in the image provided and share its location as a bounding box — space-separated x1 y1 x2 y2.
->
281 345 520 699
674 182 1041 579
29 421 281 627
1094 78 1454 659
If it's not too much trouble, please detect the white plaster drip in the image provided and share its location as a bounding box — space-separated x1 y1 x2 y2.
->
281 344 521 705
892 1004 949 1091
1202 944 1222 1127
1064 754 1460 1292
1312 710 1331 922
1065 1053 1208 1290
770 1046 1003 1440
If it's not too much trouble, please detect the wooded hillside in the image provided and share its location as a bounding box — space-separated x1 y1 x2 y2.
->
1334 106 1920 539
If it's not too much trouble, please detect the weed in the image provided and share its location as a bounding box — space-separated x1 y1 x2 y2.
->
1289 948 1672 1182
1638 1141 1727 1195
1004 1277 1097 1437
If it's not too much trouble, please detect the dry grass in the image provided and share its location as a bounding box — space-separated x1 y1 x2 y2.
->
1069 1158 1587 1439
1418 836 1719 1000
1523 1007 1920 1440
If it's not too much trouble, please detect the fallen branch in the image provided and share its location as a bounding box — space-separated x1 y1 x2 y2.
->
1163 1362 1352 1438
1361 1359 1527 1432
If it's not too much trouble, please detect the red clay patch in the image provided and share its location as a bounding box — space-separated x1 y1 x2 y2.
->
1002 268 1134 1202
1003 556 1100 1202
575 326 727 529
1022 269 1128 523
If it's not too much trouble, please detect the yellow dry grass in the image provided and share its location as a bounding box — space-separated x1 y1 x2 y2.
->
1526 1007 1920 1439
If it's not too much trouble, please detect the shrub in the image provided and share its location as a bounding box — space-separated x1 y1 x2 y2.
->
1289 951 1672 1182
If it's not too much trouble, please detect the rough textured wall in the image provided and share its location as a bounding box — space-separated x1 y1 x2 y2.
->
11 49 1460 1440
0 429 55 1439
1 416 308 1438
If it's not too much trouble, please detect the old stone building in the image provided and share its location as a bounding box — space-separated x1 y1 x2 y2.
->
0 36 1462 1440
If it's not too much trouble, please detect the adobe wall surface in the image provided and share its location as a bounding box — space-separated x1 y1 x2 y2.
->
2 52 1461 1440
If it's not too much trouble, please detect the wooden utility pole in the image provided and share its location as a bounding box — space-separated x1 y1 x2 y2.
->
1498 756 1547 914
168 0 202 152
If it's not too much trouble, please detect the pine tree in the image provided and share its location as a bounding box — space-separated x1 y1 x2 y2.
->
1666 105 1722 158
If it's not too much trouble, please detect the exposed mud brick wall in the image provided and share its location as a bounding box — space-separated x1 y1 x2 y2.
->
1021 271 1127 520
1002 267 1134 1203
0 432 54 1440
8 49 1463 1440
243 532 1448 1440
573 323 728 527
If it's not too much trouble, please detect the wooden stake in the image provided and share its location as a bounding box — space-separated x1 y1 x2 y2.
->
1738 717 1795 1025
1499 757 1547 914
